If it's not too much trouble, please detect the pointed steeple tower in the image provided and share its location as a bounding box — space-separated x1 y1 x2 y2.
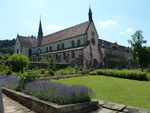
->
88 6 93 22
38 19 43 38
38 18 43 46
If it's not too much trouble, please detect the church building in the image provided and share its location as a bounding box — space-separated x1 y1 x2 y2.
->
15 8 132 68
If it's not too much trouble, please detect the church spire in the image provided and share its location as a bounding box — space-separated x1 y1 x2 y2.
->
38 18 43 46
38 19 43 38
88 6 93 22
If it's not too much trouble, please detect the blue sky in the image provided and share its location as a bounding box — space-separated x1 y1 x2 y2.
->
0 0 150 47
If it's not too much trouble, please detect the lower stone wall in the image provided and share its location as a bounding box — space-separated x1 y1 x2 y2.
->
2 87 98 113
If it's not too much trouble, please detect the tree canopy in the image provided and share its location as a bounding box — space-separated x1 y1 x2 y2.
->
128 30 150 69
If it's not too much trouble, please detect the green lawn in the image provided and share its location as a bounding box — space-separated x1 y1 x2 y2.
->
52 75 150 109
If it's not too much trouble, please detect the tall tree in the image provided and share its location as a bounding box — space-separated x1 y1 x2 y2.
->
128 30 147 71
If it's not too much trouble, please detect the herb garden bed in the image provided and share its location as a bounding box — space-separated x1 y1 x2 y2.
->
2 87 98 113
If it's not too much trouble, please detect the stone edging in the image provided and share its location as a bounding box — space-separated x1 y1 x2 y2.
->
2 87 98 113
93 99 150 113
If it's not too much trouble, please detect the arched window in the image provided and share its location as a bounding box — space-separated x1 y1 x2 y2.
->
28 49 32 56
91 37 95 45
57 44 60 50
46 47 48 52
63 52 66 60
77 39 80 46
62 43 64 49
49 46 52 52
17 49 19 54
71 41 75 47
72 51 75 58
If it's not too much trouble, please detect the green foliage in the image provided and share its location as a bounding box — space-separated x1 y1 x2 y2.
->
128 30 148 70
0 39 16 54
48 69 55 76
89 71 97 75
95 69 148 81
9 53 30 72
17 69 40 90
48 56 55 71
55 63 69 70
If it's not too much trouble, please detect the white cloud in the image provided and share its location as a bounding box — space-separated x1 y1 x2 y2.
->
119 32 123 34
32 24 37 27
99 20 116 28
126 28 132 32
46 25 63 30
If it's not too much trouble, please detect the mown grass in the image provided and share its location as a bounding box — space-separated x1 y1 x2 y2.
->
52 75 150 109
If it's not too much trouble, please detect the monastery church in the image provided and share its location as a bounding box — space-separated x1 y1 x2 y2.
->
15 8 132 68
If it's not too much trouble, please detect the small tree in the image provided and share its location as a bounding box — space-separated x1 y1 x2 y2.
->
128 30 147 71
9 53 30 72
48 56 55 75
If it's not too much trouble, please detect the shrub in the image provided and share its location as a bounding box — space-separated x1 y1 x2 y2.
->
9 53 30 72
95 69 149 81
48 56 55 71
89 71 97 75
24 81 95 105
17 69 40 90
55 63 69 70
48 69 55 76
0 75 19 90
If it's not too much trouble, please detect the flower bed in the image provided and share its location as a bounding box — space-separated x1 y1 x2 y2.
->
0 75 95 105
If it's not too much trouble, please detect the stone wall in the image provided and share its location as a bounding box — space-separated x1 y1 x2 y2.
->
2 87 98 113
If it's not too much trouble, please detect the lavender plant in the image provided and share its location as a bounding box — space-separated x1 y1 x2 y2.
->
24 81 95 105
0 75 19 90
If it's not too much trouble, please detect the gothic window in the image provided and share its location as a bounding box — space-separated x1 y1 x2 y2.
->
17 49 19 54
91 31 95 36
77 39 80 46
72 51 75 58
46 47 48 52
71 41 75 47
63 52 66 60
28 49 32 56
91 37 95 45
90 53 93 58
49 46 52 52
57 44 60 50
62 43 64 49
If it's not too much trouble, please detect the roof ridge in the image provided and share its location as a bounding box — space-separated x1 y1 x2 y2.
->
44 21 89 37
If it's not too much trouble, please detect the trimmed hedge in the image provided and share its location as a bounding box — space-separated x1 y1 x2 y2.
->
29 62 69 70
92 69 149 81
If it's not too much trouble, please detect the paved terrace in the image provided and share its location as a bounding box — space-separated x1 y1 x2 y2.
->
3 94 150 113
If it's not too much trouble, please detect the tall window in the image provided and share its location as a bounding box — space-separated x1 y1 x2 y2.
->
49 46 52 52
57 44 60 50
71 41 75 47
77 39 80 46
46 47 48 52
62 43 64 49
72 51 75 58
63 52 66 60
28 49 32 56
17 49 19 54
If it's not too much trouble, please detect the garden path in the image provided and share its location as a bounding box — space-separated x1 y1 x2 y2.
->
3 94 35 113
